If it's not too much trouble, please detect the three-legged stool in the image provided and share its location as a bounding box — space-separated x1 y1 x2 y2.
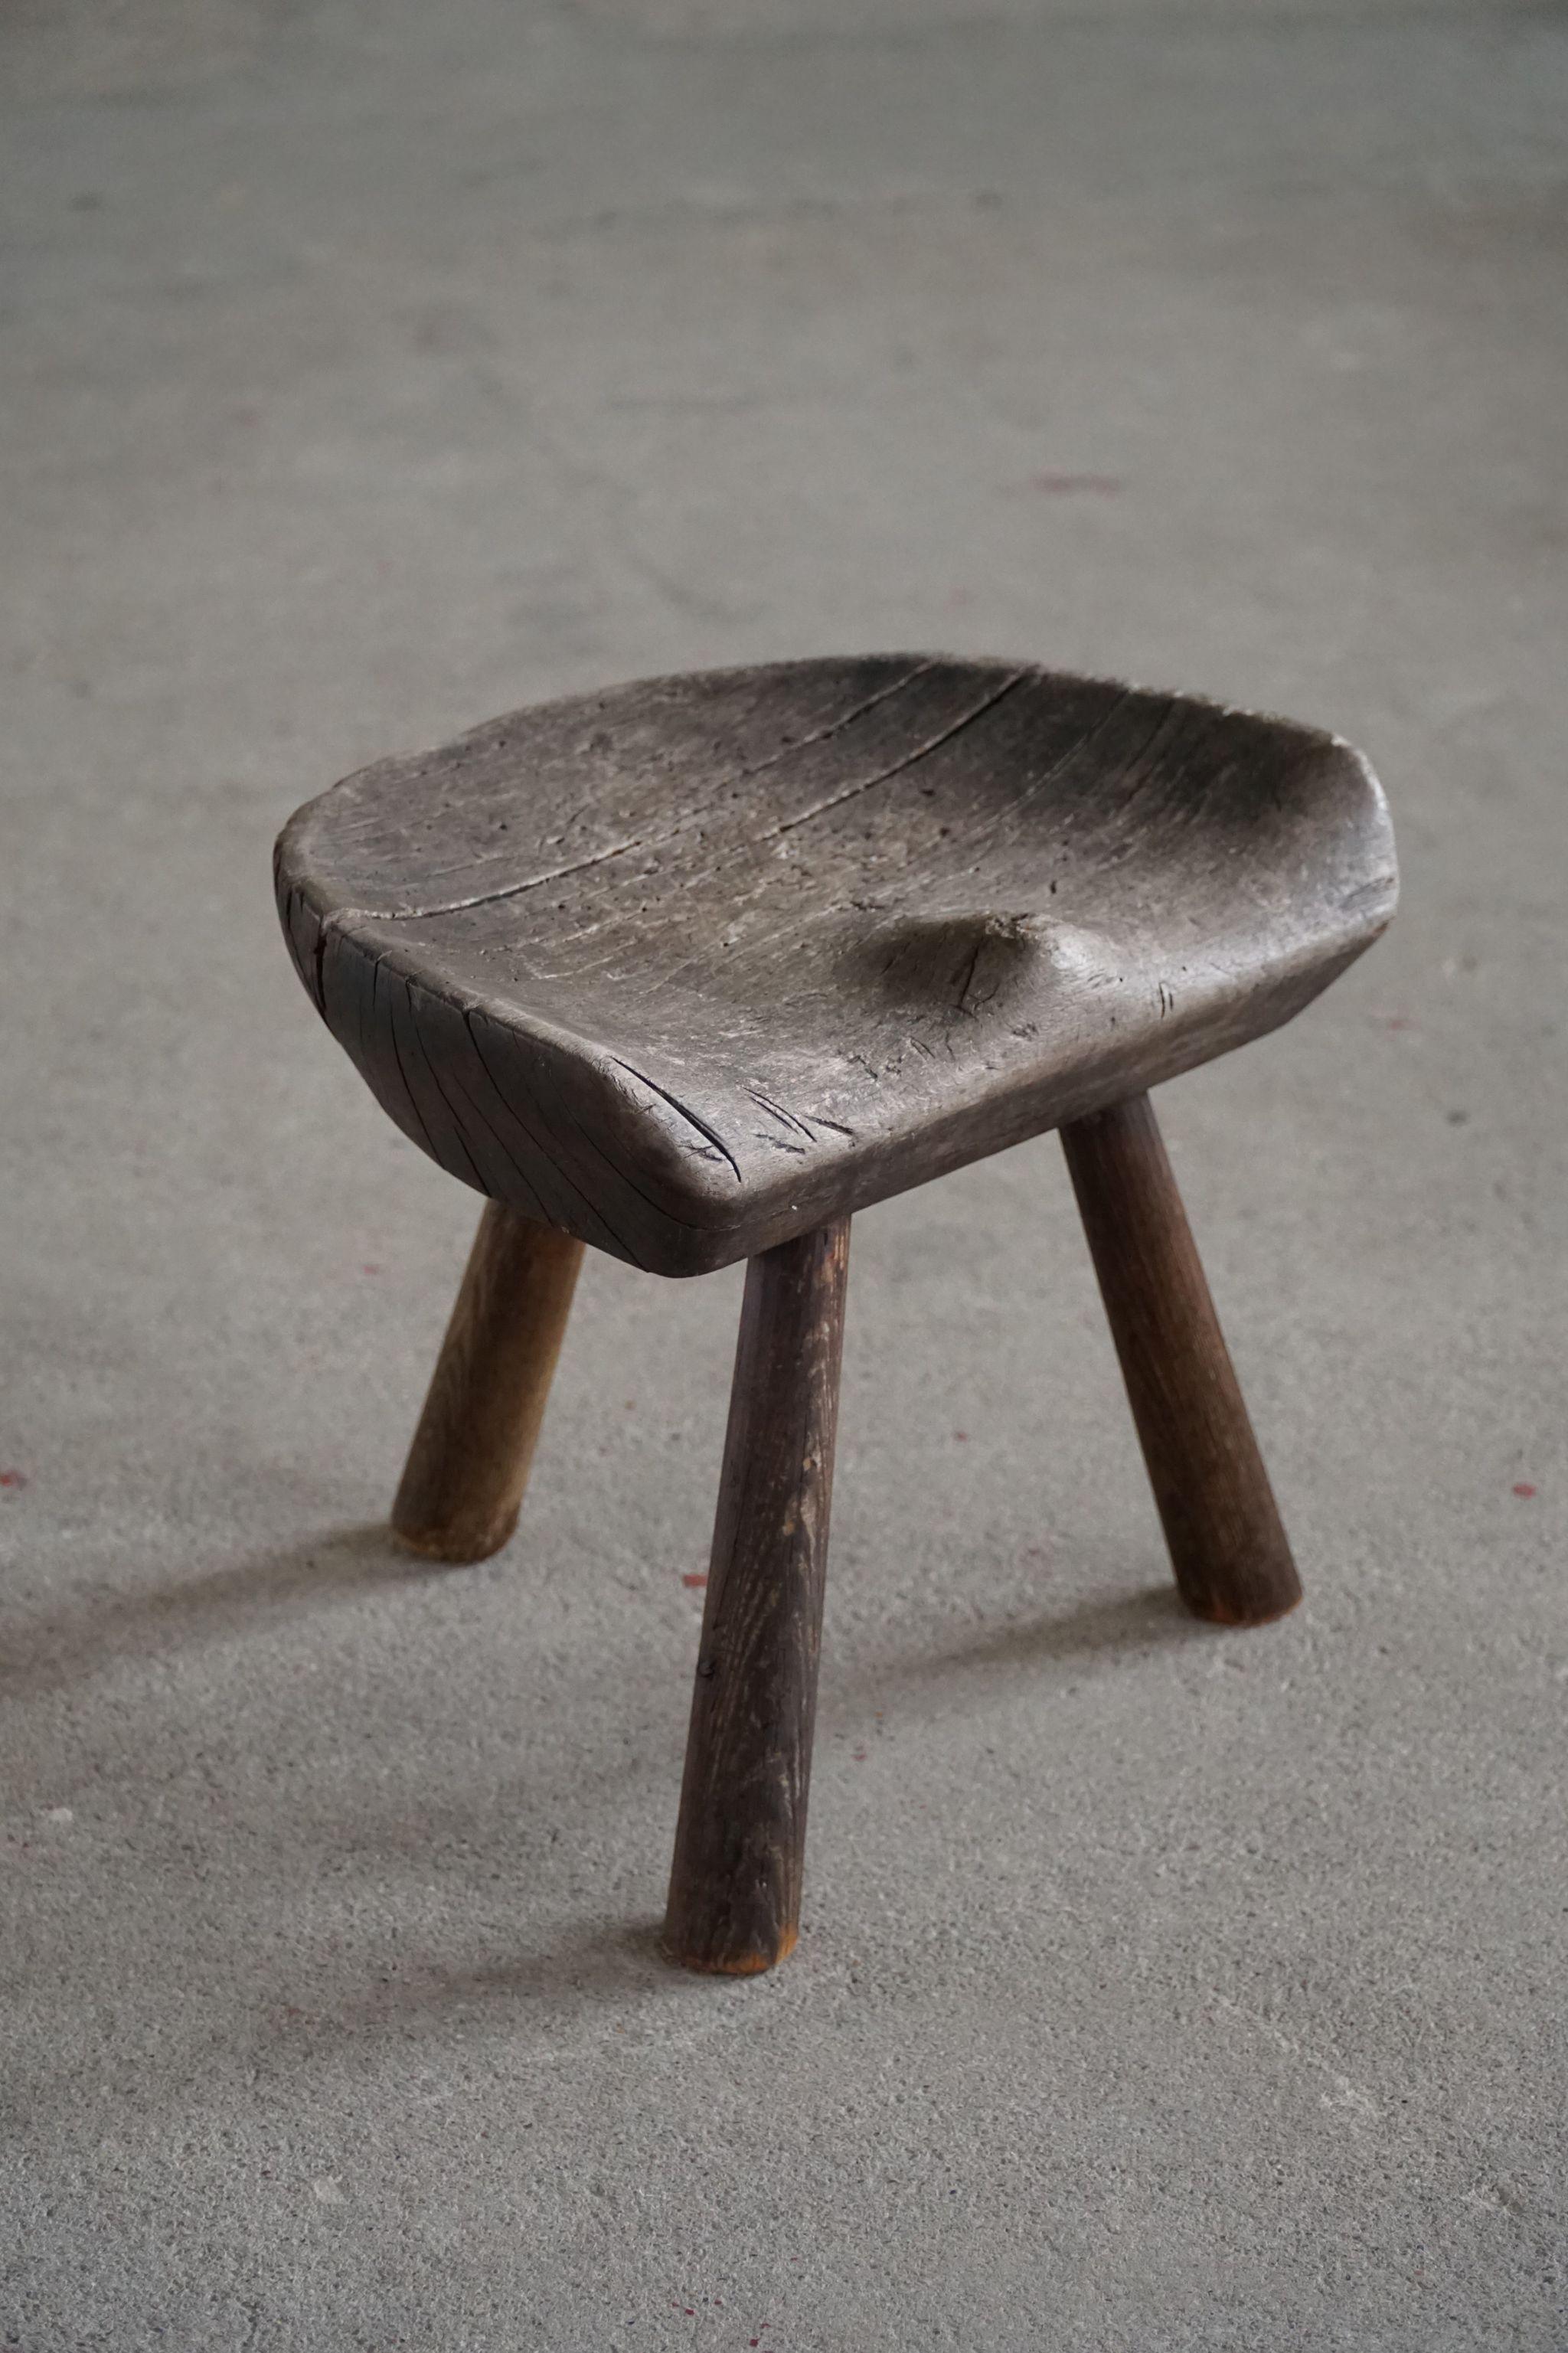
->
276 655 1396 1974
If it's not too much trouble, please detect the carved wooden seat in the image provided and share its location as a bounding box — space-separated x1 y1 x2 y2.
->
276 655 1396 1974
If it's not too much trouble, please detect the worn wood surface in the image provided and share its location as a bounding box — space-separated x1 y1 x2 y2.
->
1060 1092 1302 1626
276 656 1396 1276
663 1217 850 1975
391 1201 584 1563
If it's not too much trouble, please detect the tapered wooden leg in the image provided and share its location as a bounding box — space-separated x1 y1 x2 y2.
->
1060 1093 1302 1627
663 1217 851 1976
391 1202 584 1564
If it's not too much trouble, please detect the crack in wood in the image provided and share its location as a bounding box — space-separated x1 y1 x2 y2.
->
276 656 1397 1275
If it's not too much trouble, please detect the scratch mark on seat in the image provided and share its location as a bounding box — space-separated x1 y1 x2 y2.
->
612 1060 743 1184
773 672 1027 837
1012 686 1139 812
361 660 943 920
397 979 486 1190
368 955 434 1158
463 1008 642 1260
748 1089 817 1141
425 1031 553 1224
952 936 986 1015
567 1117 720 1240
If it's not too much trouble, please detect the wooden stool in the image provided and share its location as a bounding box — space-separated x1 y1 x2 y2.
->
276 656 1396 1975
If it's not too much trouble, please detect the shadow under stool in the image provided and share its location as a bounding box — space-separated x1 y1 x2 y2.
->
275 654 1396 1976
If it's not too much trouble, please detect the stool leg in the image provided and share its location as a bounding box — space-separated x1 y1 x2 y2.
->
1060 1093 1302 1627
664 1217 851 1976
392 1202 584 1564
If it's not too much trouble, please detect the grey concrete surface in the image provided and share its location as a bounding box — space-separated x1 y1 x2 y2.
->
2 2 1566 2345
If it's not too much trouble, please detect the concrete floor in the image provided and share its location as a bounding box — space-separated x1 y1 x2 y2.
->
3 1 1566 2345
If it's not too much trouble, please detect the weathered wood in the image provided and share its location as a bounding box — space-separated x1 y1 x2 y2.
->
392 1201 584 1563
1060 1093 1301 1626
274 657 1396 1275
664 1217 851 1975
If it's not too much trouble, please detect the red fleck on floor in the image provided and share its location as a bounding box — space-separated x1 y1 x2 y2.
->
0 1469 27 1489
1513 1482 1537 1498
681 1572 707 1589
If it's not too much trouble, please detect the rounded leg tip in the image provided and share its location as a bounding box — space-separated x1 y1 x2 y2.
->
660 1920 798 1977
390 1511 519 1565
1182 1579 1303 1629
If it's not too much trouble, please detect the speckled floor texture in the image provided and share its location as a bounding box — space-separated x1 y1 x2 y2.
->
2 2 1565 2346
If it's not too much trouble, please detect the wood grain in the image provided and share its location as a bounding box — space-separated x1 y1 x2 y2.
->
275 657 1396 1275
1060 1092 1301 1626
663 1217 851 1975
391 1201 584 1564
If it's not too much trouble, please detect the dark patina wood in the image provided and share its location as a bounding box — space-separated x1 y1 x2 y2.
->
1060 1093 1301 1626
275 657 1396 1279
276 654 1394 1972
392 1201 583 1563
663 1217 850 1975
